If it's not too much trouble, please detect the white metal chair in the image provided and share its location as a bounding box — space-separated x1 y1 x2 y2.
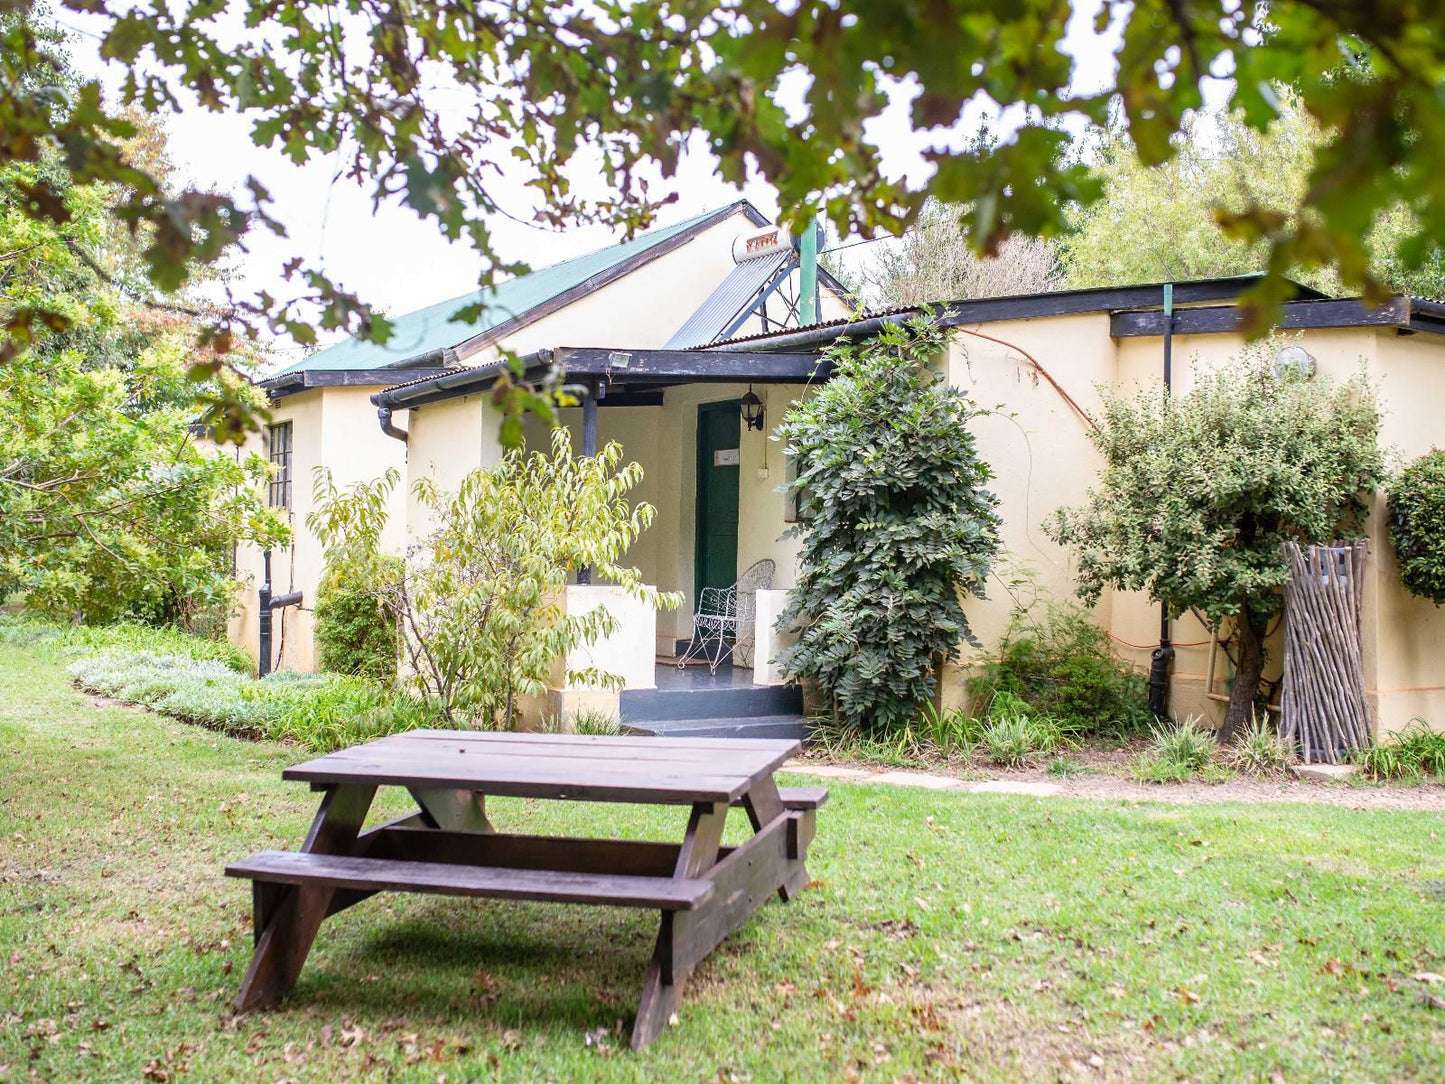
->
677 559 776 674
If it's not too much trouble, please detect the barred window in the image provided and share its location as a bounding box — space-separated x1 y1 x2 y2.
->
267 422 293 509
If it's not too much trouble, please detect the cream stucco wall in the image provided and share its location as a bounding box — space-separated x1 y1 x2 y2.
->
230 386 409 673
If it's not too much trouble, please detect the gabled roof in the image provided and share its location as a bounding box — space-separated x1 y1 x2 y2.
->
271 200 767 377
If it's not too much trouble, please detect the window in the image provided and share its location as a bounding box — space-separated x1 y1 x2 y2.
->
267 422 293 509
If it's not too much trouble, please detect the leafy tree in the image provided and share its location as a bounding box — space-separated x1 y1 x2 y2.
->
309 432 681 727
1062 99 1445 299
1049 343 1384 742
777 316 1001 734
0 329 289 623
6 0 1445 417
1388 450 1445 606
849 199 1060 309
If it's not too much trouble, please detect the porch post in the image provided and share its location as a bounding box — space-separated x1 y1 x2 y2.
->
578 381 599 585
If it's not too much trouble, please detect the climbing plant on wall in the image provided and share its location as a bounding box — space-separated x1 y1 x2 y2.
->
776 315 1001 734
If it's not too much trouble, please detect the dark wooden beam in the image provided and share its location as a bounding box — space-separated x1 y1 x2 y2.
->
596 391 666 407
554 347 828 384
264 367 455 399
1110 298 1416 338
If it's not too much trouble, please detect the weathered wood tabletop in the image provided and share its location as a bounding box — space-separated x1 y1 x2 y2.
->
226 730 826 1049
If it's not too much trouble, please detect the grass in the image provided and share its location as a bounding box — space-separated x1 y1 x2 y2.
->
2 636 1444 1081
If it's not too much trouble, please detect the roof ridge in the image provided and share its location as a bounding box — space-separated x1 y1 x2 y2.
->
270 200 760 378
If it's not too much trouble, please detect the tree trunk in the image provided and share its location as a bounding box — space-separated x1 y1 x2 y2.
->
1222 603 1266 744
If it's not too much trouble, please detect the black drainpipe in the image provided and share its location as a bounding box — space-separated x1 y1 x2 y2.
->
378 405 408 443
257 550 304 678
1147 282 1175 718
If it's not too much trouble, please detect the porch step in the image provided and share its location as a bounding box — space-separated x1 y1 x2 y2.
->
619 682 803 723
621 715 815 741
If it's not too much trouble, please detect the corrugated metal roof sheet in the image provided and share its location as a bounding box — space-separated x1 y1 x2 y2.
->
696 306 918 349
664 252 793 349
274 203 751 376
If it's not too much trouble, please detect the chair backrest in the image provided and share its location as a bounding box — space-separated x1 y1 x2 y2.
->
735 558 775 597
730 559 775 624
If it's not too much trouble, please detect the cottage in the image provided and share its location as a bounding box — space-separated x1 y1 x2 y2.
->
228 201 851 673
368 277 1445 737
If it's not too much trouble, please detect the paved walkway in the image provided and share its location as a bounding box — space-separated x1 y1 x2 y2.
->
781 759 1445 811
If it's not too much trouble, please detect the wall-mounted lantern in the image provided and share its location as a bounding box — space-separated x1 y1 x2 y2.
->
740 385 765 431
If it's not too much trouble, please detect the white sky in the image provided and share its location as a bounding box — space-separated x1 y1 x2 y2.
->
54 1 1231 367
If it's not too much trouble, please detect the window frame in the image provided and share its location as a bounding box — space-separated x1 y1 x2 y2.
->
267 421 293 510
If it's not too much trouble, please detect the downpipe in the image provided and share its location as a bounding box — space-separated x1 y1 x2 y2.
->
257 550 304 678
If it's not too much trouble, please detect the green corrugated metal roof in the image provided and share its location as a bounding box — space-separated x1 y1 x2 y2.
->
273 203 749 376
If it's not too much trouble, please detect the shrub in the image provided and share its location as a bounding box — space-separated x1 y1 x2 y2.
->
968 603 1153 739
1352 720 1445 781
65 645 441 750
0 614 251 673
776 314 1001 734
314 548 400 682
309 432 680 728
978 691 1075 766
1223 714 1291 777
1134 716 1221 783
1388 449 1445 605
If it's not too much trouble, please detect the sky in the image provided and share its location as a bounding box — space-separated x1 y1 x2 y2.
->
51 2 1229 369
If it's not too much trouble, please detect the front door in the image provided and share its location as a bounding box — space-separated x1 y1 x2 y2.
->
694 401 741 605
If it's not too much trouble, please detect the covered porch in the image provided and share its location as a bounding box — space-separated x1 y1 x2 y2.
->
373 345 832 731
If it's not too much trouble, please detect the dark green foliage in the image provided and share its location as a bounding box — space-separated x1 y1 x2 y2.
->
1388 449 1445 605
968 604 1154 739
777 315 1001 734
313 549 400 683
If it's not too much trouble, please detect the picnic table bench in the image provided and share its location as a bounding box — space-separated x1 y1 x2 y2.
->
226 730 825 1049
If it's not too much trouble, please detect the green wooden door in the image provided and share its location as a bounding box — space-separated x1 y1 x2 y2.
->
695 401 741 602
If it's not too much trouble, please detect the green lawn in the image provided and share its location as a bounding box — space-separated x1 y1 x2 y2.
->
2 640 1442 1082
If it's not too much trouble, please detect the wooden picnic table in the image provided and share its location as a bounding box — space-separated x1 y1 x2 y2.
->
226 729 826 1050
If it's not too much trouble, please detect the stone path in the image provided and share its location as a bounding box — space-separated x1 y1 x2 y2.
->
781 759 1445 811
784 761 1062 797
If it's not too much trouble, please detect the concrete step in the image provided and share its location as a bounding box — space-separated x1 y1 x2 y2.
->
619 682 803 722
621 715 815 741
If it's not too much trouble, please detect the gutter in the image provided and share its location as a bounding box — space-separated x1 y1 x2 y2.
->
378 406 409 444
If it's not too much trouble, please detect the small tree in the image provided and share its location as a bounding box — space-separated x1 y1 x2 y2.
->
309 429 679 727
1049 344 1384 742
313 546 402 682
776 316 1001 733
1388 449 1445 605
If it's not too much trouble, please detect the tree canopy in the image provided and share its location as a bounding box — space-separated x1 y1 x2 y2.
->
1061 98 1445 299
5 0 1445 428
0 65 289 626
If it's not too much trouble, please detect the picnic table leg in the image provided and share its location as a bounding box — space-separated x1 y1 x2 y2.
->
407 787 493 833
631 800 727 1050
741 777 809 901
234 783 376 1013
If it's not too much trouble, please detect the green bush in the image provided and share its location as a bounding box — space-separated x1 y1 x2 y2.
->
978 691 1076 766
968 604 1153 739
1388 449 1445 605
65 644 440 751
0 615 250 673
1352 720 1445 781
313 548 400 682
776 315 1001 734
1134 716 1223 783
1223 715 1291 777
